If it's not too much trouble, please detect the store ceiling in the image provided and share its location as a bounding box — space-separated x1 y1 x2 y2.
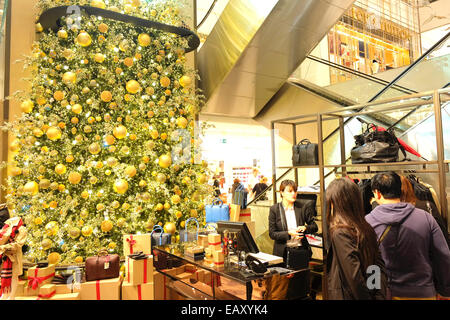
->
197 0 356 118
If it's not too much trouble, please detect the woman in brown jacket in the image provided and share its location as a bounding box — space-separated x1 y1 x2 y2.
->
326 178 387 300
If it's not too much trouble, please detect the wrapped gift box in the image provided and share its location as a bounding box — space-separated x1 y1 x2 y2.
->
24 286 39 296
123 233 151 257
16 280 27 296
38 284 56 297
230 204 240 222
49 293 80 300
212 250 224 267
126 255 154 285
197 235 208 248
122 281 154 300
80 277 121 300
238 208 252 223
27 264 56 290
208 233 221 246
55 283 73 294
153 271 171 300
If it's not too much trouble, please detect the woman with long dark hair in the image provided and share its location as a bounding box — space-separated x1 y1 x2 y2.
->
326 178 387 300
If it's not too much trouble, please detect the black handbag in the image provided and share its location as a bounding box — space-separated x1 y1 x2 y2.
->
283 237 312 270
292 139 318 166
351 124 406 164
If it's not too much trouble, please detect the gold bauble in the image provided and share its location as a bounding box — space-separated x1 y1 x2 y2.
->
98 23 109 33
81 225 93 237
54 91 65 101
138 33 151 47
105 135 115 145
34 217 43 225
57 29 68 39
176 117 188 129
158 154 172 169
62 71 76 84
21 100 34 113
117 217 126 227
69 227 80 239
94 53 105 63
48 252 61 265
70 104 82 114
55 164 67 175
75 256 84 263
39 179 51 190
107 157 118 167
155 203 164 211
108 242 117 250
164 222 176 235
33 128 44 137
10 167 22 177
101 91 113 102
179 75 192 88
125 166 137 178
160 76 171 88
124 57 133 67
156 173 166 183
113 125 127 139
24 181 39 195
126 80 141 94
68 172 82 184
9 139 20 152
197 174 207 184
76 31 92 47
46 127 62 141
88 142 101 155
171 194 181 204
101 220 113 232
90 0 106 9
45 221 59 237
42 239 52 250
113 179 129 194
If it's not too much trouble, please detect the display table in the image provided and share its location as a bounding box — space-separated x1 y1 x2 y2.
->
153 245 309 300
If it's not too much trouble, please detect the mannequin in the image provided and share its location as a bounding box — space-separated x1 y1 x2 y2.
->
0 208 27 300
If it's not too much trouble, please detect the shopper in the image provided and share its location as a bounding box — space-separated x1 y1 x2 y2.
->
213 176 221 197
400 175 450 249
366 172 450 299
268 179 318 258
325 178 387 300
230 178 242 204
247 168 260 193
251 176 269 201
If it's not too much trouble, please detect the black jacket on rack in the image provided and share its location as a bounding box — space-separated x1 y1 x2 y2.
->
268 201 318 257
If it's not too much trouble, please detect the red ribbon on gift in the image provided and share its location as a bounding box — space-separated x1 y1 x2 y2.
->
137 284 142 300
127 255 149 284
126 235 136 254
37 290 56 300
208 242 221 246
28 268 55 290
96 280 101 300
143 258 148 284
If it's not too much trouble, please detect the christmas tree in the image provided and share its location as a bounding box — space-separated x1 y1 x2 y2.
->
3 0 211 264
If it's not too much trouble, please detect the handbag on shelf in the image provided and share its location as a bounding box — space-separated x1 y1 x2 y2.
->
179 217 199 243
150 225 171 249
283 237 312 270
206 198 230 223
292 139 319 166
232 185 248 209
351 124 407 164
85 250 120 282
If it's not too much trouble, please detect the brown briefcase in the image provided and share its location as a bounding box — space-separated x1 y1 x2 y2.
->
85 250 120 282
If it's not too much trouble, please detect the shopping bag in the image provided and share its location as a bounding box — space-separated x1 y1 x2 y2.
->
205 198 230 223
292 139 318 166
150 225 171 249
233 185 248 209
180 217 199 243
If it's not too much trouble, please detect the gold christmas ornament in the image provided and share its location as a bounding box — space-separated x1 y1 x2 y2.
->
42 239 53 250
90 0 106 9
46 126 62 140
138 33 151 47
155 203 164 211
48 252 61 265
88 142 101 155
45 221 59 237
126 80 141 94
21 100 34 113
160 76 171 88
34 217 43 225
171 194 181 204
101 91 113 102
105 135 115 145
156 173 166 183
75 256 84 263
71 104 82 114
69 227 81 239
124 57 133 67
176 117 188 129
68 172 82 184
76 31 92 47
9 139 20 152
158 154 172 168
10 167 22 177
62 71 77 84
94 53 105 63
55 164 67 175
113 125 127 139
33 128 44 137
24 181 39 195
98 23 109 33
197 174 207 184
179 75 192 88
57 29 68 39
164 222 176 234
125 166 137 178
113 179 129 194
81 225 93 237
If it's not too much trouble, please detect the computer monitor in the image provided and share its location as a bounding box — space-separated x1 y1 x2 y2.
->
216 221 259 254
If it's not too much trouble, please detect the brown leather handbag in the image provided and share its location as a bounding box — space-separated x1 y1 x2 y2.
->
85 250 120 282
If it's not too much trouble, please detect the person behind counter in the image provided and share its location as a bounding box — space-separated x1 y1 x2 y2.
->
268 179 318 258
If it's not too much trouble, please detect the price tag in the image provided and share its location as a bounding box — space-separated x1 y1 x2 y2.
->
104 262 110 270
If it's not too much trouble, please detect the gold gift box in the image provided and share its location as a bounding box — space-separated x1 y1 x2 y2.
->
122 281 154 300
80 277 122 300
125 255 154 285
123 233 152 257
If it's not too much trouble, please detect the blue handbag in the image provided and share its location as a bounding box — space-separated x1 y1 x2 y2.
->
180 217 199 243
233 184 248 209
205 198 230 223
150 225 171 249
